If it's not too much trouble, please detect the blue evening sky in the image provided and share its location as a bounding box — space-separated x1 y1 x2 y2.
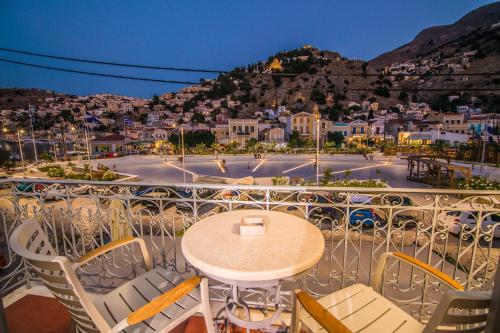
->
0 0 495 98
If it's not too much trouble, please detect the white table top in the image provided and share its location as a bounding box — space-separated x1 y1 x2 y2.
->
181 210 324 284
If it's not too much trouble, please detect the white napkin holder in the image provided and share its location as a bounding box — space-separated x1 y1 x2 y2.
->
240 216 265 236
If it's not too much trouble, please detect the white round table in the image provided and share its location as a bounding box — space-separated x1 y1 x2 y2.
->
181 210 324 330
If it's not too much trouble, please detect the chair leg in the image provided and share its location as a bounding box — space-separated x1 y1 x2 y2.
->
200 278 216 333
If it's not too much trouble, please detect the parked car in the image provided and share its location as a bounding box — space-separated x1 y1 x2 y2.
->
444 211 500 238
374 195 418 230
348 195 383 228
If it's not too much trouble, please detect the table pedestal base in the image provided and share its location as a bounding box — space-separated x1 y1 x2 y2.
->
224 284 283 332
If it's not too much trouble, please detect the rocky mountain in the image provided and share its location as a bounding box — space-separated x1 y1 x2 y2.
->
370 2 500 66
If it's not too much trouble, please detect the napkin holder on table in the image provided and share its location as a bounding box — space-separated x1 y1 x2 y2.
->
240 216 265 236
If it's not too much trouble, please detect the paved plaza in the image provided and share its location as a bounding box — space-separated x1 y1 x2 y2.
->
87 153 430 188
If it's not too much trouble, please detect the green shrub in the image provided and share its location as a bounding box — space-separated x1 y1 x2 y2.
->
39 165 60 172
101 170 119 181
47 167 65 178
272 176 288 185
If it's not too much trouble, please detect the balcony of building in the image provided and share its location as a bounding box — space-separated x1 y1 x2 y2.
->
0 179 499 332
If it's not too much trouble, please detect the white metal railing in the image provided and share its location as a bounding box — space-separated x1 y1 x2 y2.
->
0 178 499 321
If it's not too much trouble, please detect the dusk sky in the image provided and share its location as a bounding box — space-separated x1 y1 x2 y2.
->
0 0 496 98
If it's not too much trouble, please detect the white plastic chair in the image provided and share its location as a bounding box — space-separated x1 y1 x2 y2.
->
9 220 215 333
291 252 492 333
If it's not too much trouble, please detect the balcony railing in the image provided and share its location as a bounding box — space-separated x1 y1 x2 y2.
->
0 178 499 322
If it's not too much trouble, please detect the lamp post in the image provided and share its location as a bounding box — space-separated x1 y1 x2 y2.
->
172 124 186 183
181 127 186 183
83 127 92 180
16 129 25 173
28 105 38 164
70 126 78 159
313 104 320 186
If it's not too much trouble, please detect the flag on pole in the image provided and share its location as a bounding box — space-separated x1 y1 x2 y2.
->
123 117 134 126
85 114 102 124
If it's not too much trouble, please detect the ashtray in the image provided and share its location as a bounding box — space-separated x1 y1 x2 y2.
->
240 216 266 236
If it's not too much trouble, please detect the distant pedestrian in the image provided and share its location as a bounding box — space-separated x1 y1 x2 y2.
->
247 162 251 169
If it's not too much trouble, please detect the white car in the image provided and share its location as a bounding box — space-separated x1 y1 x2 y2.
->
444 211 500 238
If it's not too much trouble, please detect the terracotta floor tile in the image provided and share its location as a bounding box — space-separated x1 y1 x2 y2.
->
5 295 71 333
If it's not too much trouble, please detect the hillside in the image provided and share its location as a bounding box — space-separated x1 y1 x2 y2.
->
187 46 403 121
0 88 59 110
370 2 500 66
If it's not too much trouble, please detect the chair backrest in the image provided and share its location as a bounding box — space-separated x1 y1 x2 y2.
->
9 220 110 333
423 289 492 333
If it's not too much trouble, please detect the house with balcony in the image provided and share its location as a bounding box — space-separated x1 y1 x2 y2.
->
90 134 128 156
347 119 368 142
331 122 349 138
368 119 386 142
291 112 314 140
261 127 285 143
290 112 331 143
228 118 258 147
210 123 230 144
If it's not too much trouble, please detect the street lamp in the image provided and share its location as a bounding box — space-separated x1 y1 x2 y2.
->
313 104 320 186
172 124 186 183
16 129 25 173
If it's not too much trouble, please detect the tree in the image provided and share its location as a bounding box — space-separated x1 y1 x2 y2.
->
0 148 14 170
39 152 54 164
374 86 390 98
288 130 304 148
368 109 374 120
398 91 409 102
191 112 205 124
327 131 344 147
152 94 160 105
310 90 326 105
321 167 334 185
169 130 216 149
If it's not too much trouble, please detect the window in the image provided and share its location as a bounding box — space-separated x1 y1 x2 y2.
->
352 127 357 134
360 127 364 134
245 126 249 133
238 126 242 133
232 126 237 133
250 126 254 133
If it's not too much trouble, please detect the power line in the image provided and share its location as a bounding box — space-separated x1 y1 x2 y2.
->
1 57 499 92
0 47 229 74
0 58 199 85
1 46 499 77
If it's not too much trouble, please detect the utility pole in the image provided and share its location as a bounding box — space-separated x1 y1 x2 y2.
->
17 129 25 172
313 104 320 186
181 126 186 183
480 128 487 172
29 105 38 164
61 121 68 161
51 129 58 162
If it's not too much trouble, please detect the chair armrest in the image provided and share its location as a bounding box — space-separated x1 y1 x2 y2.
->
295 290 352 333
74 236 152 271
109 276 202 332
372 252 463 292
